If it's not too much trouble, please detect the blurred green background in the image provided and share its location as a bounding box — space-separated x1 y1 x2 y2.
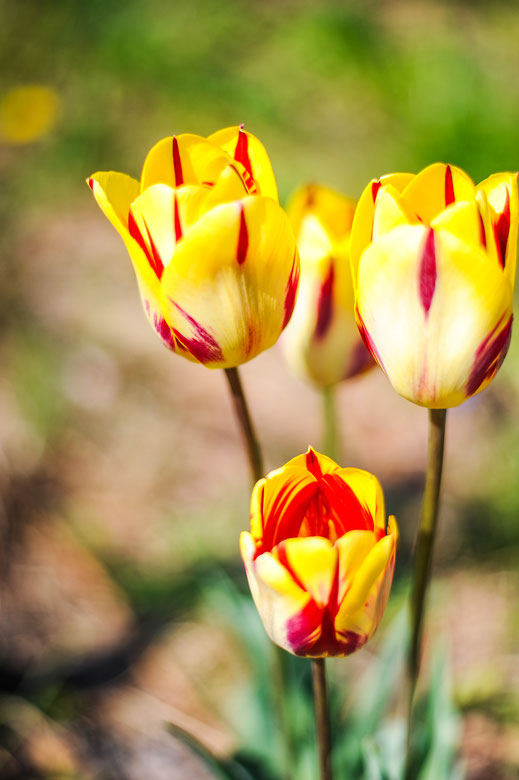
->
1 0 519 777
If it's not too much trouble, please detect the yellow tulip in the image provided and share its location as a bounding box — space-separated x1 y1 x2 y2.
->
240 448 397 657
87 126 299 368
350 164 518 408
282 184 373 387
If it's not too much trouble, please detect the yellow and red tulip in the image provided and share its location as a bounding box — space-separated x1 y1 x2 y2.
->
87 126 299 368
350 164 518 408
240 448 397 657
282 184 373 387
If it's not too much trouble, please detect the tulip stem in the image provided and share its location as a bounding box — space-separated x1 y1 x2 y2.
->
312 658 333 780
405 407 447 776
322 386 341 463
224 367 264 483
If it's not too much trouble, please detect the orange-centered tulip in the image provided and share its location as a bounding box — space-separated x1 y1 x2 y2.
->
240 448 397 657
282 184 373 387
87 126 299 368
350 164 518 408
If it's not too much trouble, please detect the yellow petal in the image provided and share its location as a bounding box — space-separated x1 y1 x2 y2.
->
372 185 417 241
283 447 340 476
477 172 518 286
275 536 337 608
399 163 475 225
356 224 514 407
160 196 298 367
350 173 414 285
287 184 356 242
208 125 279 201
431 200 483 248
338 533 395 615
335 530 376 602
140 134 232 191
334 468 386 534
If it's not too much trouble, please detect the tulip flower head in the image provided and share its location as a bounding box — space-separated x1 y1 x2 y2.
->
87 126 299 368
351 164 518 408
240 448 397 657
282 184 373 387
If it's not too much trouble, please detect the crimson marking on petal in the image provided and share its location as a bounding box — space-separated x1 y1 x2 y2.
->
492 188 511 268
87 177 94 190
234 126 253 183
371 180 381 202
173 192 182 242
418 228 437 315
314 262 335 341
282 254 300 329
478 210 487 248
236 204 249 265
343 339 374 380
466 314 513 396
355 306 384 370
152 313 176 349
444 164 455 206
172 137 184 186
285 600 325 656
128 210 164 278
170 300 224 364
305 449 323 479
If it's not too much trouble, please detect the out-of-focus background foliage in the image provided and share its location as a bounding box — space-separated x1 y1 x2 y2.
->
1 0 518 777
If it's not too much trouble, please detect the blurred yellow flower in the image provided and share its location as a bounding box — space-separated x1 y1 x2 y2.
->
88 126 299 368
282 184 373 387
351 164 518 408
241 447 397 657
0 85 59 144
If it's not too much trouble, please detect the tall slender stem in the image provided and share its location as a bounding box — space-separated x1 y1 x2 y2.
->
322 385 341 463
224 367 263 482
223 366 293 777
312 658 332 780
405 408 447 776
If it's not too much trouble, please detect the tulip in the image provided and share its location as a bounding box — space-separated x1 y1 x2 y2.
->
350 163 518 408
87 126 299 368
240 448 397 657
282 184 373 387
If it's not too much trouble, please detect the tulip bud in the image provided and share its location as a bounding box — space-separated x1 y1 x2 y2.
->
282 184 373 387
240 448 397 657
350 164 518 408
87 126 299 368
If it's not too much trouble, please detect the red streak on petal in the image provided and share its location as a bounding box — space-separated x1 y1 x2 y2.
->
466 314 513 396
355 305 384 370
173 192 182 241
169 300 224 364
371 180 381 202
478 210 487 248
172 137 184 186
305 449 323 479
445 164 455 206
88 177 94 190
343 339 374 380
314 262 335 341
492 188 511 269
152 313 176 350
282 254 300 329
128 210 164 279
418 228 437 316
234 127 253 182
236 204 249 265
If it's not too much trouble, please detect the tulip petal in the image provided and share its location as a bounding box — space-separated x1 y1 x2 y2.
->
350 173 414 285
477 172 518 285
335 468 386 535
335 530 376 602
160 196 298 367
208 125 279 201
338 533 395 616
400 163 475 225
287 183 356 241
275 536 337 608
140 134 232 192
356 224 514 407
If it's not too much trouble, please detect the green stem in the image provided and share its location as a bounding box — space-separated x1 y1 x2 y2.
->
312 658 333 780
224 367 263 482
405 408 447 777
223 366 294 778
322 385 341 463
